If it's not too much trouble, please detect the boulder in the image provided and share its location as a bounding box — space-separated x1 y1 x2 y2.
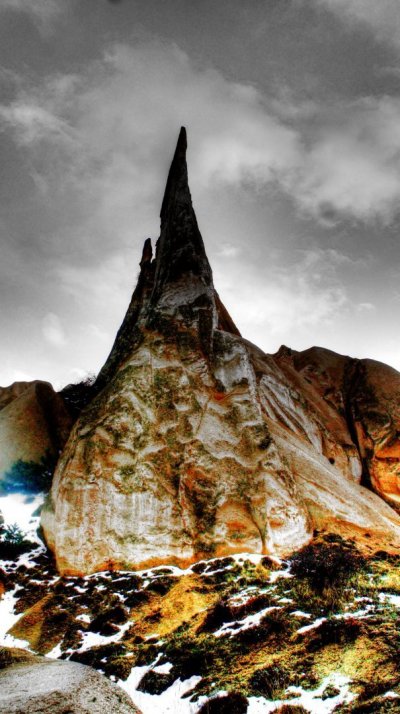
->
0 647 140 714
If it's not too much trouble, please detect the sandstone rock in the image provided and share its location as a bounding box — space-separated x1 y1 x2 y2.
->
0 381 72 494
0 647 140 713
286 348 400 512
41 128 400 575
0 382 36 412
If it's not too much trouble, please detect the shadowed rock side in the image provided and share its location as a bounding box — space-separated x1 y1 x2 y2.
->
41 128 400 575
287 347 400 512
0 381 72 495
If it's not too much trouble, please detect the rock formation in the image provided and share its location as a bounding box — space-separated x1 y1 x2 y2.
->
0 648 140 713
41 127 400 575
0 381 72 495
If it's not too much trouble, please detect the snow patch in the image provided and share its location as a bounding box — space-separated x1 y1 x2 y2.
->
118 666 206 714
77 619 132 652
297 617 326 634
247 672 354 713
214 606 281 638
0 587 30 649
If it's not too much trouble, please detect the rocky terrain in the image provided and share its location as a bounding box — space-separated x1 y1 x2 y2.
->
1 127 400 712
1 528 400 712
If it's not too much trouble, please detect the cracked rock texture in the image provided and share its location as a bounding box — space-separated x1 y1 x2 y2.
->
41 127 400 574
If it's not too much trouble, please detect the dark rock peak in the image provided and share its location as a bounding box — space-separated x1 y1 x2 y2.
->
140 237 153 266
95 127 240 388
151 126 213 302
160 126 188 224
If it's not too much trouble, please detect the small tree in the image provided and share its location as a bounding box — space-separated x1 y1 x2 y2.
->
2 523 24 545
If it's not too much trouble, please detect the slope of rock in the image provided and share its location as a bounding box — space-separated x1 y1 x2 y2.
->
286 347 400 511
0 648 140 713
0 381 72 495
41 128 400 575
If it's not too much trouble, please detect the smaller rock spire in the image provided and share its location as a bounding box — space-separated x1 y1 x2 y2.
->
96 127 241 386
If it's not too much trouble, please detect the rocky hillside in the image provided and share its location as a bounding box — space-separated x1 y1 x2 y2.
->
41 127 400 575
1 534 400 713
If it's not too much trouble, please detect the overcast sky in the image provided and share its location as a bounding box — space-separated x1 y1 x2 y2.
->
1 0 400 389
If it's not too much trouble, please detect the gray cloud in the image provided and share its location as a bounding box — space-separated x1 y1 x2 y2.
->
41 312 67 347
4 41 400 232
0 0 64 33
315 0 400 50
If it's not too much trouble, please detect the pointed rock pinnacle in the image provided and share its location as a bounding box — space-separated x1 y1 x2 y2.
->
160 126 189 224
151 126 213 302
96 127 240 387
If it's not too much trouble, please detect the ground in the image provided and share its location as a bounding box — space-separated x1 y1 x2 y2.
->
1 497 400 714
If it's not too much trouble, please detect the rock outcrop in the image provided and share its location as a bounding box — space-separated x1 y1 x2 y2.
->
41 128 400 575
0 381 72 494
0 648 140 713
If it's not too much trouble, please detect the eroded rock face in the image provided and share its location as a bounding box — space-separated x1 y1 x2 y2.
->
41 128 400 574
286 348 400 512
0 381 72 494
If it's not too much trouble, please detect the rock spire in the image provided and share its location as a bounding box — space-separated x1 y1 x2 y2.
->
41 129 400 575
96 127 239 388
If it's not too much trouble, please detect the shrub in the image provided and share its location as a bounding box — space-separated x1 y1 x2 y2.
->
289 538 366 593
137 669 175 694
198 692 248 713
0 523 36 559
250 663 291 699
60 374 97 419
304 616 362 652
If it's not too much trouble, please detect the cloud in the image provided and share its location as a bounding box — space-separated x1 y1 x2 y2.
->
214 249 348 345
0 101 75 147
289 96 400 224
0 0 64 33
3 40 400 233
41 312 67 347
315 0 400 50
357 302 376 312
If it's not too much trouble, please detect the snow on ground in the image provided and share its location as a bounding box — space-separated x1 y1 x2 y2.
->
118 665 206 714
2 545 399 714
214 606 281 638
291 610 311 618
297 617 326 634
0 587 30 649
0 493 44 544
247 673 354 713
76 620 132 653
379 592 400 608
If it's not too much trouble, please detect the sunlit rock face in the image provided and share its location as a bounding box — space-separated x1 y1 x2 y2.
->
0 381 72 495
42 128 400 575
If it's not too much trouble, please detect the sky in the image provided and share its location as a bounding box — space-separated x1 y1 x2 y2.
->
1 0 400 389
